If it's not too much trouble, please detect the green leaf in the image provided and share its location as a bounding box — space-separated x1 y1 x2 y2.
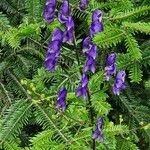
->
129 63 143 83
123 22 150 34
125 34 142 60
93 26 124 48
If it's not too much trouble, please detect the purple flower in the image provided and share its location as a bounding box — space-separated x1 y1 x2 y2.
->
84 57 96 73
63 16 74 44
44 28 63 71
43 0 57 23
90 21 103 37
112 71 126 95
92 9 103 22
63 28 74 44
76 86 88 98
51 28 64 41
76 74 89 98
85 44 98 59
56 87 67 111
105 53 117 81
90 9 103 37
79 0 89 10
58 0 71 24
93 117 104 142
106 53 116 66
105 64 116 81
65 16 74 30
82 36 92 52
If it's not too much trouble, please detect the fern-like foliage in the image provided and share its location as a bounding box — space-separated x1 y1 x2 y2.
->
0 0 150 150
0 100 32 144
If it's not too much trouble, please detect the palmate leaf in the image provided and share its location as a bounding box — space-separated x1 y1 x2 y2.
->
123 22 150 34
93 26 124 48
0 100 32 144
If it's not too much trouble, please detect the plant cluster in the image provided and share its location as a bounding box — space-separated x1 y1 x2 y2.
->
0 0 150 150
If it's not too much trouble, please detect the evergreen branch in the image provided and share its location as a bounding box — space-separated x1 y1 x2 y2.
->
34 104 71 144
25 0 44 22
123 22 150 34
0 0 22 15
2 141 21 150
0 12 10 31
111 5 150 20
7 70 31 99
0 82 11 105
0 100 32 144
118 96 150 140
129 63 143 83
93 27 124 48
124 33 142 60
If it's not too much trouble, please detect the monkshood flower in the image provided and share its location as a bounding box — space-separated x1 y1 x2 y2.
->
90 9 103 37
105 64 116 81
85 44 98 59
79 0 89 10
93 117 104 141
58 0 71 24
76 74 89 98
82 36 91 52
90 20 103 37
63 16 74 44
44 28 63 71
43 0 57 23
84 56 96 73
92 9 103 22
56 87 67 111
51 28 64 41
106 53 116 66
105 53 117 81
112 71 126 95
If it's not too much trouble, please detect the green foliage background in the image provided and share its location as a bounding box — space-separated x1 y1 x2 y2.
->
0 0 150 149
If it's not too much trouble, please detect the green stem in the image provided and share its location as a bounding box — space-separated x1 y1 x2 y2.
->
73 34 96 150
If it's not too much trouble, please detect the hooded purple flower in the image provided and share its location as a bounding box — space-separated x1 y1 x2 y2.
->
56 87 67 111
106 53 116 66
58 0 71 24
43 0 57 23
51 28 64 41
105 64 117 81
63 16 74 44
90 9 103 37
82 36 92 53
113 71 126 95
84 57 96 73
105 53 117 81
85 44 98 59
90 21 103 37
76 74 89 98
79 0 89 10
93 117 104 141
92 9 103 22
44 28 63 71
